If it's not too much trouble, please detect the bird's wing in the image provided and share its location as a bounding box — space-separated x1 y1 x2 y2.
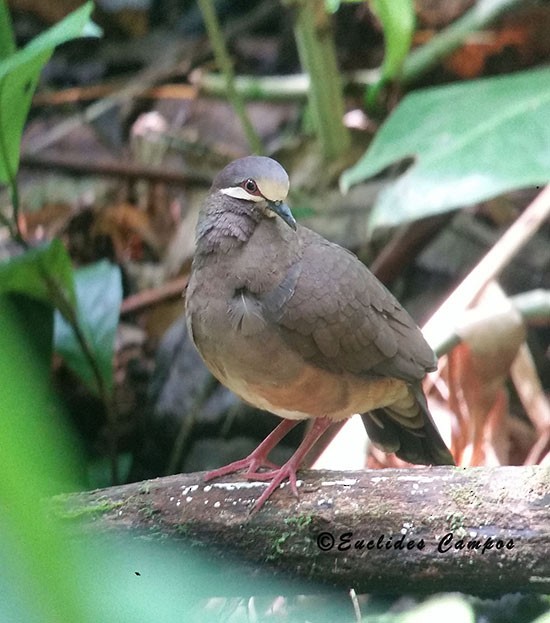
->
260 229 436 382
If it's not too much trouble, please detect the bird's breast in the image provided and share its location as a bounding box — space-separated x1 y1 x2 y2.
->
187 277 407 421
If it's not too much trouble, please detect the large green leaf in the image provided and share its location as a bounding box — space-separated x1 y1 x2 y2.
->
0 239 76 308
0 2 96 184
54 261 122 395
341 67 550 228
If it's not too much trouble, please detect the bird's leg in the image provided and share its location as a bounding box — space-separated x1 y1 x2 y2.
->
250 417 334 513
204 418 300 482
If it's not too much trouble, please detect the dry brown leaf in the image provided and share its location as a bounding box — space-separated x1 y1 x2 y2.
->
415 0 475 28
445 285 526 465
510 343 550 434
444 7 550 78
93 202 162 262
19 202 72 241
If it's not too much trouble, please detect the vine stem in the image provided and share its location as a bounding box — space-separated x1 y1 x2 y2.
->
285 0 350 160
197 0 263 154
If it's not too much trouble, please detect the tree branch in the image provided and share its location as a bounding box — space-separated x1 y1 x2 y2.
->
52 466 550 595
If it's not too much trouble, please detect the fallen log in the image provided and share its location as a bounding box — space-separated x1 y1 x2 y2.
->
51 466 550 595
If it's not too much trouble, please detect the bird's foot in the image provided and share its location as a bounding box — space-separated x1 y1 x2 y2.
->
205 418 331 513
247 462 301 513
205 454 279 482
247 417 334 512
204 419 300 483
247 466 298 494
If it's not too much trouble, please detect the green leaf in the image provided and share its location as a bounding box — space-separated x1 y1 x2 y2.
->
0 243 120 397
0 301 88 623
366 0 415 110
0 239 76 308
0 1 95 184
0 294 54 370
0 1 16 59
54 261 122 395
372 0 415 81
341 67 550 228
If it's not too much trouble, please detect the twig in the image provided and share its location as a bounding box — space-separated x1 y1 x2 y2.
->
197 0 262 154
19 153 212 187
190 70 313 101
32 82 198 107
0 204 19 240
120 275 188 316
349 588 361 623
525 431 550 466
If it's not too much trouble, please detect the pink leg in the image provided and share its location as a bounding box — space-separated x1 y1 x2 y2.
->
250 417 334 513
204 418 300 482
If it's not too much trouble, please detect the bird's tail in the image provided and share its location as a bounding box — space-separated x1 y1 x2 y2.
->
361 384 454 465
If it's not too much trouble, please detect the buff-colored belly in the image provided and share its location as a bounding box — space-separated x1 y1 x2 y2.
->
219 361 408 422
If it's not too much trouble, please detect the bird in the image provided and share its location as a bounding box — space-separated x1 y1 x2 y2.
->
185 156 454 512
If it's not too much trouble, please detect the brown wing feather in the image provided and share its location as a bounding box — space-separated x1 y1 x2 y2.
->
260 227 436 382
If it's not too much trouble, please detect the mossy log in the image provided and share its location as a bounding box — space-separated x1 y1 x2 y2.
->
51 466 550 595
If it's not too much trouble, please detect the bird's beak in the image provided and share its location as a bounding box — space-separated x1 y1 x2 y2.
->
267 200 297 230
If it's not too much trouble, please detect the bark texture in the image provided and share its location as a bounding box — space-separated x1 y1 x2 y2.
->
51 466 550 595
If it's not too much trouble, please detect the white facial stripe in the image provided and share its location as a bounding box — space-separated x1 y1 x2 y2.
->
220 187 263 202
256 177 289 202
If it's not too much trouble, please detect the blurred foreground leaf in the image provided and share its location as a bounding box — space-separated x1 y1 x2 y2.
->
341 68 550 228
0 301 86 623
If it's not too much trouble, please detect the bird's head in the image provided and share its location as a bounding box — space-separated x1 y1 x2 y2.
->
212 156 296 230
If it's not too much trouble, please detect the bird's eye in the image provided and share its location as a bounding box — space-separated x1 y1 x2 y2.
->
242 179 259 194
